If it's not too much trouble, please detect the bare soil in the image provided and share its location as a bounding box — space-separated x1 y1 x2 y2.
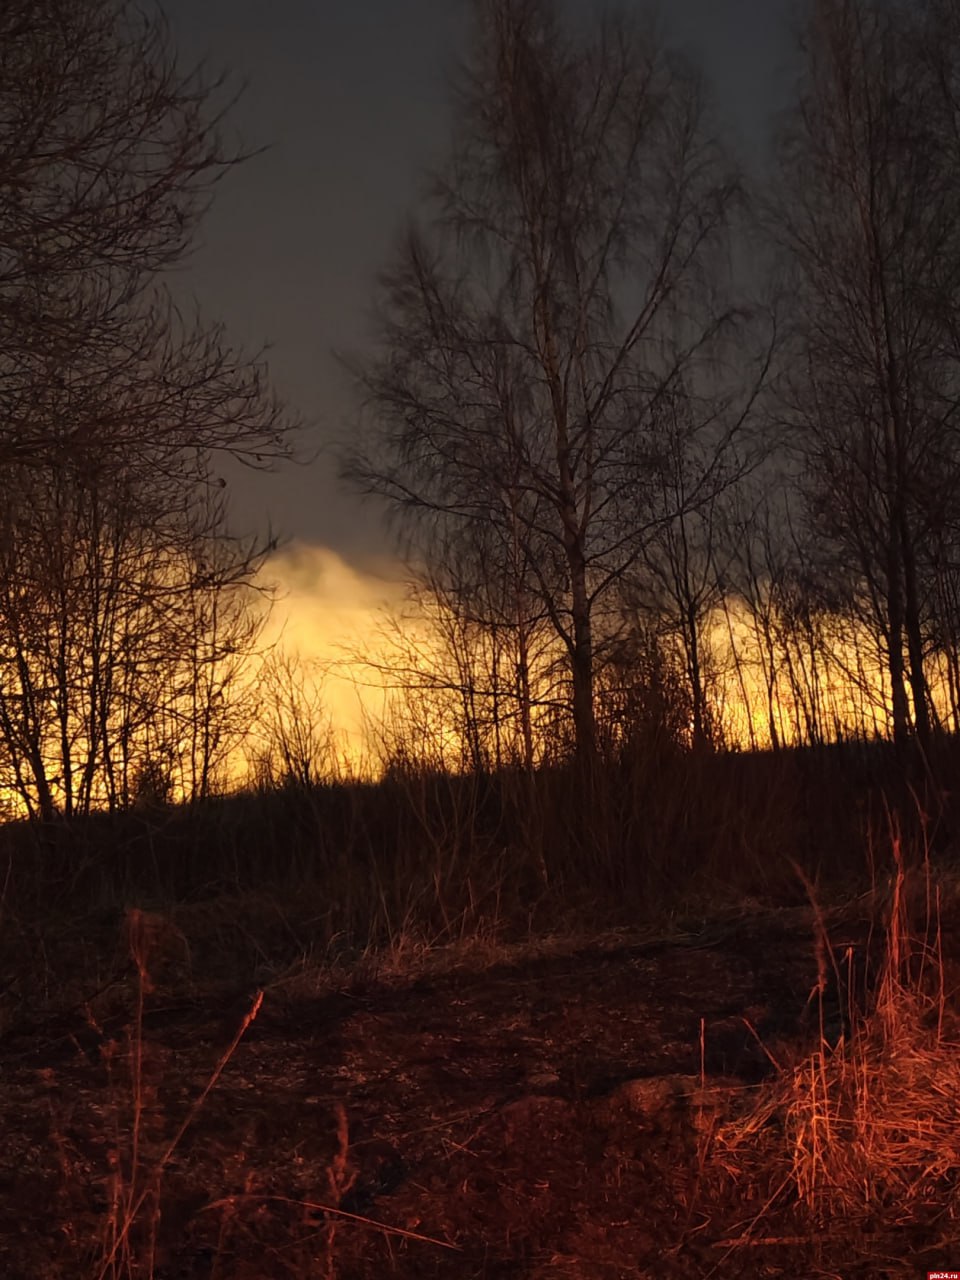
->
1 900 958 1279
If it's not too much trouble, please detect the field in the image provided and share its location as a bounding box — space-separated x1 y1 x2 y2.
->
0 744 958 1278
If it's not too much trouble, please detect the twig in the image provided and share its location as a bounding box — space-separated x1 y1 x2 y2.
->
199 1192 462 1251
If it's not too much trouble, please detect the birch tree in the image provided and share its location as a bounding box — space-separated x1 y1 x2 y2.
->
0 0 295 814
0 0 294 479
346 0 760 763
773 0 960 748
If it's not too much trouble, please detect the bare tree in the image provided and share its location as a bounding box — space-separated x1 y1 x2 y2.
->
0 0 297 814
246 647 335 791
410 523 557 773
622 384 750 751
344 0 762 764
772 0 960 750
0 461 269 816
0 0 295 480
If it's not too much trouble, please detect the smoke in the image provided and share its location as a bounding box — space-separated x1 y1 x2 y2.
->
254 543 409 769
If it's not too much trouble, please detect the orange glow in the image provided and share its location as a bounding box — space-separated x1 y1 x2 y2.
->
256 549 949 766
0 541 952 817
255 543 408 771
252 544 469 777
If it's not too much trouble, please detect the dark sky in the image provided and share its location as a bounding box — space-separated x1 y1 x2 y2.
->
164 1 798 569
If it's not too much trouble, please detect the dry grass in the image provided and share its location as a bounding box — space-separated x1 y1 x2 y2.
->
7 853 959 1277
3 745 960 1275
713 829 960 1245
41 906 466 1280
93 909 264 1280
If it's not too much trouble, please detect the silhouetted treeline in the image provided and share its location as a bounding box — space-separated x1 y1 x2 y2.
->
0 0 296 817
342 0 960 775
6 0 960 825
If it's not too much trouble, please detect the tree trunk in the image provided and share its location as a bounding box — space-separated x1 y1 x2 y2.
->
568 563 595 764
901 524 931 748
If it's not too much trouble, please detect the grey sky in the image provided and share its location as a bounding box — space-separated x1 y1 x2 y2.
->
164 1 798 567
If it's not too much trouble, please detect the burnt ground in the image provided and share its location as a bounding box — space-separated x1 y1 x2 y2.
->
0 899 958 1279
